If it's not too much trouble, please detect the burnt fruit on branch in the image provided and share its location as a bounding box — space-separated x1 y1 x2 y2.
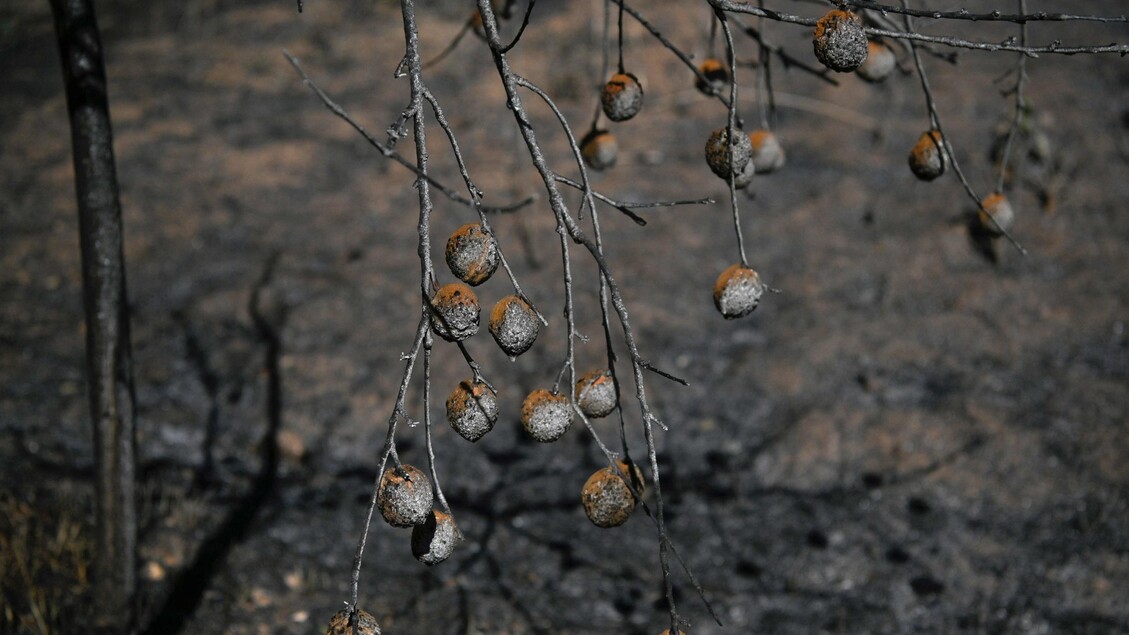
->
575 368 617 419
446 379 498 442
489 295 539 359
411 509 461 566
581 460 644 528
378 465 433 528
601 72 644 122
521 388 573 443
705 126 754 181
908 130 948 181
446 223 500 286
813 10 868 73
714 263 765 319
430 283 481 342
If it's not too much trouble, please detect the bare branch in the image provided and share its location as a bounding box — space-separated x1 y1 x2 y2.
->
284 51 536 215
711 0 1129 55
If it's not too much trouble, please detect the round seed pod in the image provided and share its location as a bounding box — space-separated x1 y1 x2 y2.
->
749 130 786 174
813 10 868 73
430 282 480 342
581 460 643 528
520 388 572 443
978 192 1016 237
856 40 896 83
489 295 539 359
705 126 754 180
713 263 765 319
411 509 461 566
732 155 756 190
601 73 644 122
908 130 947 181
445 223 499 286
445 379 498 442
574 368 617 419
326 608 381 635
378 464 433 528
695 58 730 95
580 129 618 171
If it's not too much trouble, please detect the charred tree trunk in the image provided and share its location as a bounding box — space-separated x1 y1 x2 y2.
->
49 0 138 632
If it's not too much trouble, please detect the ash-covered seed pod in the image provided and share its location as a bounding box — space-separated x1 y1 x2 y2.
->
813 10 868 73
446 379 498 442
520 388 572 443
445 223 499 286
574 369 617 419
580 129 618 171
705 126 754 181
601 73 644 122
908 130 947 181
430 282 480 342
326 607 381 635
489 295 539 359
377 464 433 528
581 459 643 528
856 40 896 83
695 58 730 95
748 130 786 174
978 192 1016 237
713 263 765 320
732 156 756 190
411 509 461 566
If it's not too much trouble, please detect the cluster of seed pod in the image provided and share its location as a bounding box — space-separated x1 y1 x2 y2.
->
581 459 645 528
806 9 1020 248
320 2 1079 632
416 218 650 573
375 465 461 566
431 223 539 355
580 72 645 172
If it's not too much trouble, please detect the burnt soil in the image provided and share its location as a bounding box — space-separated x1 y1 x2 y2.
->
2 1 1128 633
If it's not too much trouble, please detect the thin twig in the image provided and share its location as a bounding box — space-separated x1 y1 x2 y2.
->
423 17 475 69
902 0 1026 254
710 0 1129 56
844 1 1128 25
422 333 453 515
477 3 709 628
349 314 428 611
731 14 838 87
555 174 713 213
995 0 1029 195
499 0 537 54
284 51 536 215
610 0 734 110
717 10 749 267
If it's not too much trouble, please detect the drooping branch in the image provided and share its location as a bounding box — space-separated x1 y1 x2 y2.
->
995 0 1031 195
843 1 1128 25
711 0 1129 55
901 0 1026 254
284 51 536 215
474 5 722 630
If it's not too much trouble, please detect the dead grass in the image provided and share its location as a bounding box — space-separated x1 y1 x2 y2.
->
1 485 92 635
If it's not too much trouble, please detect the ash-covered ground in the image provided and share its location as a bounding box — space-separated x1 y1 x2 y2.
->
2 1 1127 633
